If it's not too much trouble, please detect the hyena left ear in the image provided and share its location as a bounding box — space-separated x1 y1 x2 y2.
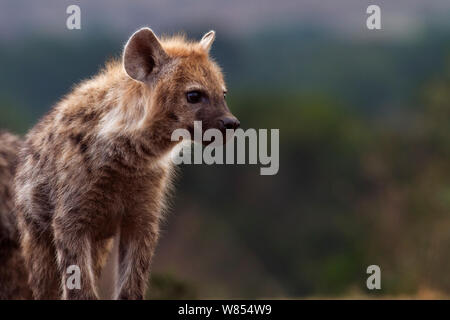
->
123 27 169 82
200 30 215 52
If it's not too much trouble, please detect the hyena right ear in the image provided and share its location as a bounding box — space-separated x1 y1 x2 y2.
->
123 28 169 82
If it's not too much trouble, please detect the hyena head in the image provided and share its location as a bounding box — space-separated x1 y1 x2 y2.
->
123 28 239 145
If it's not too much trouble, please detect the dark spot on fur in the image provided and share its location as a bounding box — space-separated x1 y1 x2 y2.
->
70 133 88 153
80 142 88 154
82 112 98 123
70 133 83 145
167 112 178 122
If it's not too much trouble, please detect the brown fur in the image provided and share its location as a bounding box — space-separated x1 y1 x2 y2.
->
9 28 238 299
0 131 32 299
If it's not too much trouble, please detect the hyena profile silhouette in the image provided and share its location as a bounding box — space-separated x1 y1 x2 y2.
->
0 28 239 299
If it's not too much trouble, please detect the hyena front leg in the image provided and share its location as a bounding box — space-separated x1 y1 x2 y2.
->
21 228 61 299
116 211 160 300
94 236 118 299
53 215 98 300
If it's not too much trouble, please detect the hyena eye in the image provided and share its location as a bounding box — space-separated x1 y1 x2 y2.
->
186 91 202 104
223 91 227 99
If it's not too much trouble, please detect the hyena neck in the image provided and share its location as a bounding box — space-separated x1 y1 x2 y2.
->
93 62 177 168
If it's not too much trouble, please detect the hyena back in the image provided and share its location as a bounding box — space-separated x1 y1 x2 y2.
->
0 132 32 299
14 28 239 299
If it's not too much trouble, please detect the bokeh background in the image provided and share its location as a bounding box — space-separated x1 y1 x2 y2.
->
1 0 450 299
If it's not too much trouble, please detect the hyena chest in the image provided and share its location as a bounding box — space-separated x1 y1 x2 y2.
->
96 166 169 224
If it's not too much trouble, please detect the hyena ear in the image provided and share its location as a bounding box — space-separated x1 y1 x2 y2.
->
123 28 169 82
200 30 215 52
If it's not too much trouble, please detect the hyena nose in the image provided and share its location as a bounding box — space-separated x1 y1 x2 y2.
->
218 117 240 131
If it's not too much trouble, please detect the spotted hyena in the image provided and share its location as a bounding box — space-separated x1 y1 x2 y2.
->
12 28 239 300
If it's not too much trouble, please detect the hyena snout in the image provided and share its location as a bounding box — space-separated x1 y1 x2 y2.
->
216 115 240 131
200 115 240 145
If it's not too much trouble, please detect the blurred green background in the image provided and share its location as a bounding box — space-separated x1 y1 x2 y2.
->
1 0 450 299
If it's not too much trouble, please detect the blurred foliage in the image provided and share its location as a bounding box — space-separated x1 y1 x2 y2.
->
0 96 32 134
146 273 197 300
1 26 450 298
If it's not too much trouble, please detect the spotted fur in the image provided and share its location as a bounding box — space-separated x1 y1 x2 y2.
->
0 131 32 299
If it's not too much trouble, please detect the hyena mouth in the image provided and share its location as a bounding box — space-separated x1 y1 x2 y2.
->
214 116 240 145
217 116 240 132
187 119 240 146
